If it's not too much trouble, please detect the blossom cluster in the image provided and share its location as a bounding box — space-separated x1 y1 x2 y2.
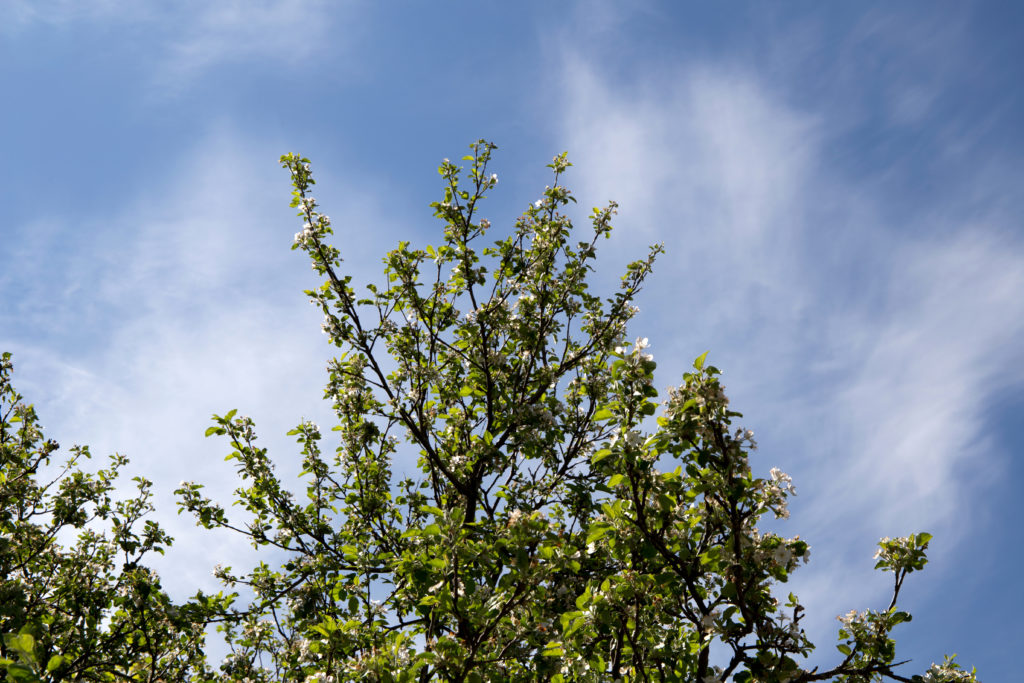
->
922 656 979 682
874 533 931 573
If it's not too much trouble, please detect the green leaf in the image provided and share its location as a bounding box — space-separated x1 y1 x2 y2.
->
3 633 35 659
3 663 40 682
694 351 709 370
586 524 610 544
564 614 588 638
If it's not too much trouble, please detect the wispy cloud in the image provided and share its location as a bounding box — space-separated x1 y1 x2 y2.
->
1 126 410 599
155 0 341 93
0 0 143 31
554 40 1024 654
813 231 1024 522
0 0 343 94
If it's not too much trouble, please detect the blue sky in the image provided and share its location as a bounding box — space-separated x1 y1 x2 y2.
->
2 1 1022 678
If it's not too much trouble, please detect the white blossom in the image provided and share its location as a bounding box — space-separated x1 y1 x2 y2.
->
773 544 793 567
305 674 335 683
700 610 719 633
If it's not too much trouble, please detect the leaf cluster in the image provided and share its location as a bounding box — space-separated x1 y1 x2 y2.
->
0 142 980 683
0 353 209 682
174 143 976 683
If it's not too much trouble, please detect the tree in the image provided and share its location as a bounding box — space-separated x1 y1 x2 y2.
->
0 352 209 682
174 141 979 683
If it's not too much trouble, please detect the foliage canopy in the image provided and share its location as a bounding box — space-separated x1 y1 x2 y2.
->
1 141 978 683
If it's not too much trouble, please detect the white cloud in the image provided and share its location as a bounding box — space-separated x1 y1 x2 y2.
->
559 55 820 307
156 0 340 93
555 51 1024 656
846 9 969 129
820 230 1024 518
0 0 343 94
0 0 143 31
1 125 411 600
